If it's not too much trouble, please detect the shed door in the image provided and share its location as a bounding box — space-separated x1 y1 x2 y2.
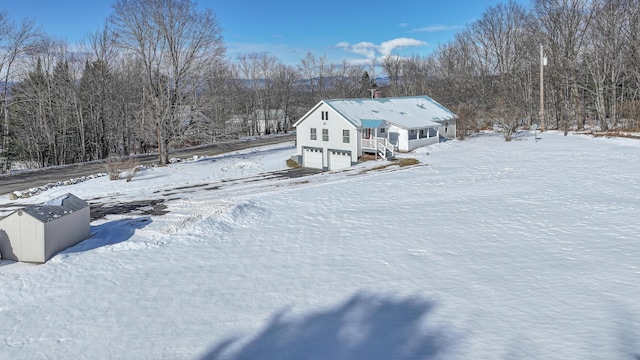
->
303 147 323 169
328 150 351 171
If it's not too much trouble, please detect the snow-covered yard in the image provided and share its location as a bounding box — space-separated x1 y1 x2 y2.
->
1 131 639 359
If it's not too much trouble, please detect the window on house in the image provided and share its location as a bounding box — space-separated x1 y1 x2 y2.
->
343 130 350 143
310 128 317 140
380 128 385 133
321 111 329 120
322 128 329 141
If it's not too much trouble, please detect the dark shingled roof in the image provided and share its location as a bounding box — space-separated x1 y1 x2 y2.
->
21 193 88 223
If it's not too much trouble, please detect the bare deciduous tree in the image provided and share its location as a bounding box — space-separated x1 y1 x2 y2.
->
381 55 402 97
471 0 534 139
109 0 225 165
534 0 596 130
0 11 40 172
7 0 640 169
582 0 626 131
271 63 300 131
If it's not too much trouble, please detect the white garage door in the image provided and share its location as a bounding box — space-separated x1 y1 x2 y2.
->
328 150 352 171
303 147 323 169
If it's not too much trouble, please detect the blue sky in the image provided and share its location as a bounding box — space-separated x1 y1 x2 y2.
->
2 0 530 66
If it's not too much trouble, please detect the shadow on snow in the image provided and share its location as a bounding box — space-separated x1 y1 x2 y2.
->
62 217 152 254
201 292 451 360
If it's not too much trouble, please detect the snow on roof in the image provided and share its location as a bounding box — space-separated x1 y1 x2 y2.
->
324 96 456 130
21 193 88 223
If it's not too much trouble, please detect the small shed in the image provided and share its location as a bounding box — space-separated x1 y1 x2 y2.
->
0 193 90 263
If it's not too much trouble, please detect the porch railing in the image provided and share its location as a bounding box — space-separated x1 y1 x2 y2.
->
362 138 395 160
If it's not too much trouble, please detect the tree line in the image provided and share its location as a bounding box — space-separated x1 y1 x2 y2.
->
428 0 640 140
2 0 640 172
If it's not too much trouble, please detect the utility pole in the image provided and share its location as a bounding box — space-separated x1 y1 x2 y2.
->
539 45 546 132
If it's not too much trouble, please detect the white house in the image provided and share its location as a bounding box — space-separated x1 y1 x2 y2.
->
254 109 288 135
227 109 289 135
0 193 90 263
292 95 457 170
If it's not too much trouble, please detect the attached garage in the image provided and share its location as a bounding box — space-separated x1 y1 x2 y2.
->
293 96 457 170
328 150 352 171
0 193 90 263
303 147 324 169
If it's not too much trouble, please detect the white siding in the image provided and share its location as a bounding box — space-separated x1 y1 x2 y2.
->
438 119 457 139
31 218 45 263
0 212 44 263
295 103 358 169
0 213 20 261
0 203 90 263
389 126 439 152
389 126 410 152
44 207 90 261
407 136 439 150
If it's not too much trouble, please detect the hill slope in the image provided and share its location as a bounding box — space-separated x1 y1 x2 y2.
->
1 132 639 359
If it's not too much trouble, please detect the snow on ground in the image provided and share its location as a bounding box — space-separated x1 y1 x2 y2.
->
1 132 640 359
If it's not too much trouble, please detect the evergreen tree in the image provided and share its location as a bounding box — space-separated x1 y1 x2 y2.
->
360 71 377 98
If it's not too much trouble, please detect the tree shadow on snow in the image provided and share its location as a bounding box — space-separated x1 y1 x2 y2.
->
61 217 152 254
200 292 452 360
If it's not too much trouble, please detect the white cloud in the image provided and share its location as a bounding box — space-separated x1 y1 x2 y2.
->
378 38 427 57
226 37 429 68
335 37 427 61
409 25 463 33
336 41 378 60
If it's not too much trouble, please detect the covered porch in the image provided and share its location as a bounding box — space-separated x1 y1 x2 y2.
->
409 127 439 141
360 119 395 160
396 126 440 152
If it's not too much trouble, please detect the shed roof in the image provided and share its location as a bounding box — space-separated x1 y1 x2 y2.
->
21 193 88 223
323 96 456 130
